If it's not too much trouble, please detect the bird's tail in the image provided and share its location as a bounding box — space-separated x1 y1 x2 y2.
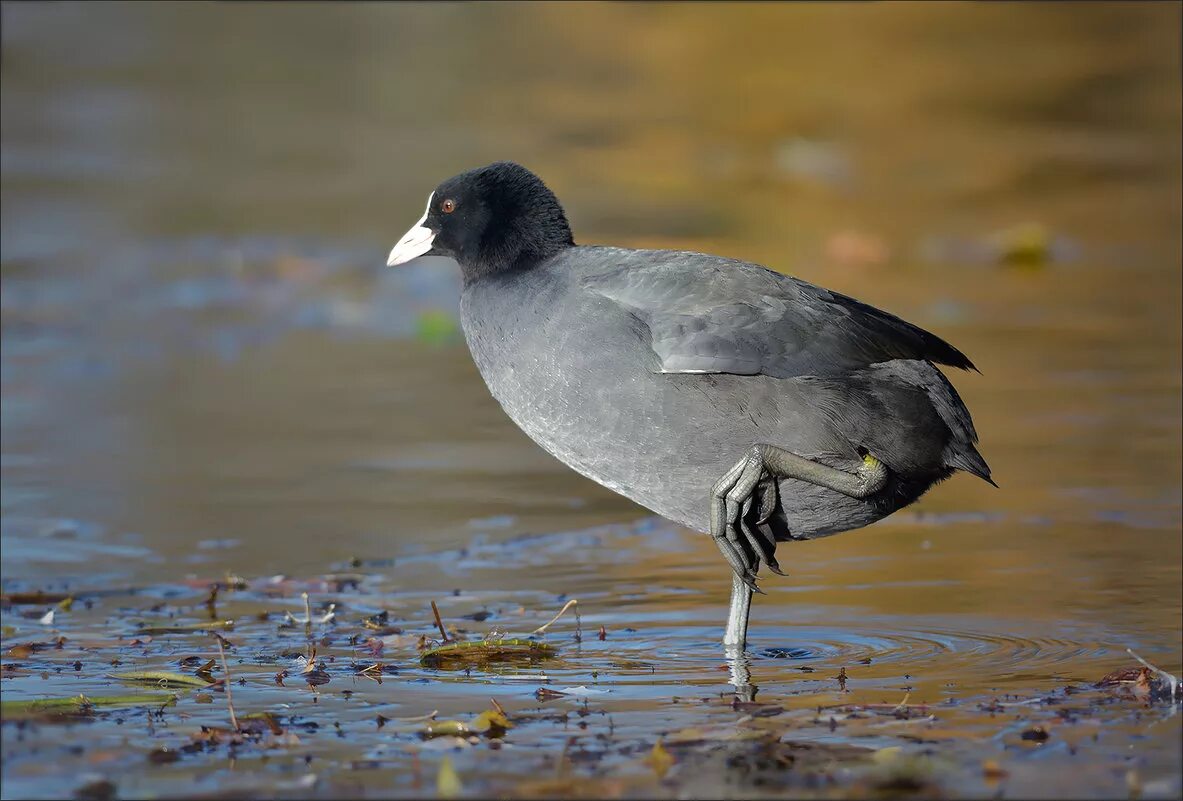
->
946 443 997 487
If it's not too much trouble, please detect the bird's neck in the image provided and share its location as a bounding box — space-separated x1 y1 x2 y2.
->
459 231 574 284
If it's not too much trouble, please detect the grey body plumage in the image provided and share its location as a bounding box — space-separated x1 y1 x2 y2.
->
462 245 989 541
387 161 992 656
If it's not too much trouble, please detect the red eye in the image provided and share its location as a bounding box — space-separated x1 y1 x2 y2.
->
441 199 456 213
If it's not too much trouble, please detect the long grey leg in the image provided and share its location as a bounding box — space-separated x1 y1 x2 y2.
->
711 444 888 647
724 572 752 648
724 578 756 700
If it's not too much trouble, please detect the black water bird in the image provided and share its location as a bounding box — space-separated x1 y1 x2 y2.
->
387 161 992 648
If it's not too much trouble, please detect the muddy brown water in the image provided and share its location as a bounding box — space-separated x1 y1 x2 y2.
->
1 3 1180 799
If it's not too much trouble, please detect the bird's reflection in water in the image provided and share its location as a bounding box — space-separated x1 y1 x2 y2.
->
725 645 757 703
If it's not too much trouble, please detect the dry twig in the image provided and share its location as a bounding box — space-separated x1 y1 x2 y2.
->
431 601 450 642
532 599 579 636
214 633 239 732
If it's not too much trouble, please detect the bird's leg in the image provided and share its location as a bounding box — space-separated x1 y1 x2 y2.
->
723 572 752 649
724 573 756 698
711 444 888 646
759 446 888 500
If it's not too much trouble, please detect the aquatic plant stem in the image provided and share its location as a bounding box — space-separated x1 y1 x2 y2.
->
216 634 240 732
532 599 578 636
431 600 450 642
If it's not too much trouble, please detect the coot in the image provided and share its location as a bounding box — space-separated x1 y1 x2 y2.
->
388 161 992 648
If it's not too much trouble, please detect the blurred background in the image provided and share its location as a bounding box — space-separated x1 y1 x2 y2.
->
2 4 1180 798
2 0 1180 667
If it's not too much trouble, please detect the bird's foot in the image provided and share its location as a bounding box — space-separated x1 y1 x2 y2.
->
710 446 783 591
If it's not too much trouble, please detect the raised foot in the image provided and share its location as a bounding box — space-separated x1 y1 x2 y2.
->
710 448 781 593
710 444 890 592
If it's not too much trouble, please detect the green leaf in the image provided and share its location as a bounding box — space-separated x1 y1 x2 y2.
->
1 693 176 720
136 620 234 634
107 670 215 688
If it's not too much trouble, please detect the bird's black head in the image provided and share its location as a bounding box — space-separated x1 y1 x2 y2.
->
387 161 575 281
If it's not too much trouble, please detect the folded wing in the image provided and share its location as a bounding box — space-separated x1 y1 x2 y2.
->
581 249 975 379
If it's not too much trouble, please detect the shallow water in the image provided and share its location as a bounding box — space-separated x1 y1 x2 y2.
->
2 3 1181 799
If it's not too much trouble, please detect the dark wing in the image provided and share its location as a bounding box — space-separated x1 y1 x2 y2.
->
581 249 975 378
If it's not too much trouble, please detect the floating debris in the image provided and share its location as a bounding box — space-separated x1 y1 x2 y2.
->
420 639 557 670
1097 651 1180 702
0 591 75 606
425 707 510 739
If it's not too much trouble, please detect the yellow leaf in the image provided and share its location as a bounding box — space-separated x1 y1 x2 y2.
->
469 709 510 734
437 756 462 799
646 739 674 778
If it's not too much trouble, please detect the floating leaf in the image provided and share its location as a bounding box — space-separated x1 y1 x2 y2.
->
420 639 556 670
666 725 770 745
1 693 175 720
136 620 234 634
426 719 470 737
5 640 62 659
108 670 215 688
469 708 511 735
0 591 74 605
423 707 511 739
239 712 284 735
